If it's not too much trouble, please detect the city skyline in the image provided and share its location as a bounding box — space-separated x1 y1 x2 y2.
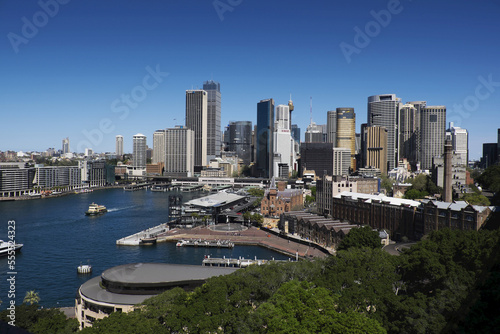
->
1 0 499 159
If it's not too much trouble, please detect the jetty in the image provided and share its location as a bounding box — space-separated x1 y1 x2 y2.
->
116 223 169 246
176 239 234 248
123 183 151 191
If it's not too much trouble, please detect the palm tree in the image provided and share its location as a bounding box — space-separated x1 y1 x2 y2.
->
23 291 40 305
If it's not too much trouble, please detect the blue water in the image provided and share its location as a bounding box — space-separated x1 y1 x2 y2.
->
0 188 290 309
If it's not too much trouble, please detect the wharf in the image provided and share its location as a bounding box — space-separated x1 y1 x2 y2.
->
116 223 169 245
123 183 151 191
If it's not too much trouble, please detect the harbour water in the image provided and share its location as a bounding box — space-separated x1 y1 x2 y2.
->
0 188 291 309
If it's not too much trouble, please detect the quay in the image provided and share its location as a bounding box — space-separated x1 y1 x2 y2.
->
176 239 234 248
123 183 151 191
117 224 330 259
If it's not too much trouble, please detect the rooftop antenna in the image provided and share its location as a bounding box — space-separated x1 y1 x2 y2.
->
310 96 313 125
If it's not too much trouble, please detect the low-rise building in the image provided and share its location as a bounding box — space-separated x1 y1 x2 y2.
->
76 263 238 329
261 178 303 217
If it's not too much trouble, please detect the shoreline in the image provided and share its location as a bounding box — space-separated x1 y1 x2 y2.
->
0 185 125 202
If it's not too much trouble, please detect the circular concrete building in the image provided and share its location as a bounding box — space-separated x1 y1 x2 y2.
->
75 263 238 329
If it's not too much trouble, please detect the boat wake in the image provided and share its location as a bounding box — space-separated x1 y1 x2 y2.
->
107 206 135 213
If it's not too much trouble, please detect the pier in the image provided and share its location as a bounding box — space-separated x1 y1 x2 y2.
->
123 183 151 191
116 223 169 246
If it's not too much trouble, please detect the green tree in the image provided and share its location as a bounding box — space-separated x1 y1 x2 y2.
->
337 226 382 251
23 291 40 305
381 175 395 194
461 192 490 206
251 280 386 333
477 165 500 193
404 188 428 200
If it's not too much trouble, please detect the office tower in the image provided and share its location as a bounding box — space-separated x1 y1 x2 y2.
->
116 135 124 156
364 125 388 175
256 99 274 178
305 122 326 142
482 143 498 168
227 121 252 165
164 126 194 177
448 123 468 166
336 108 356 170
420 106 446 170
152 130 166 165
62 137 70 154
185 90 208 167
367 94 402 171
203 80 221 160
300 142 334 177
398 103 418 167
133 133 147 167
273 105 295 178
326 110 337 145
360 123 368 168
291 124 300 143
407 101 426 167
332 148 351 176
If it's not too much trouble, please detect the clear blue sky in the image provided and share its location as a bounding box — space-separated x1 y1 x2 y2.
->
1 0 499 159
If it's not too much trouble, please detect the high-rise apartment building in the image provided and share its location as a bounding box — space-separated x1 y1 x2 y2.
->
152 130 166 165
227 121 252 165
203 80 221 161
185 90 208 167
420 106 446 170
62 137 70 154
115 135 124 156
164 126 194 177
336 108 356 171
256 99 274 178
326 110 337 145
364 125 388 175
367 94 402 172
133 133 147 168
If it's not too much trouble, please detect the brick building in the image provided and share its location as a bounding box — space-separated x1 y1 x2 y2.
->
261 178 303 217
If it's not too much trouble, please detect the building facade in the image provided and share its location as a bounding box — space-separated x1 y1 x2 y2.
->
261 178 303 217
203 80 221 161
186 90 208 167
152 130 166 165
0 163 35 197
164 126 195 177
115 135 124 157
332 148 351 176
256 99 274 178
227 121 252 165
300 142 334 177
326 110 337 145
336 108 356 170
364 125 388 175
367 94 402 171
132 133 147 168
420 106 446 170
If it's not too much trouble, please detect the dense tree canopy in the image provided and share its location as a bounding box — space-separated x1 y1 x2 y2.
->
337 226 382 251
477 165 500 193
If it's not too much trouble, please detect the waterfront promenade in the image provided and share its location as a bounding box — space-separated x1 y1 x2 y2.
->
159 226 330 259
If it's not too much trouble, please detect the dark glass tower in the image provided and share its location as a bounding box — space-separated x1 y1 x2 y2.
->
203 80 221 160
228 121 252 165
256 99 274 178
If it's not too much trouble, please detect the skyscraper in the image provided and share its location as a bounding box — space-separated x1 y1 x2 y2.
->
203 80 221 160
399 103 418 167
152 130 166 165
133 134 147 168
332 148 351 176
185 90 208 167
273 104 295 178
364 125 388 175
420 106 446 170
256 99 274 178
336 108 356 170
367 94 402 171
291 124 300 144
115 135 124 156
407 101 426 167
62 137 70 154
449 123 468 166
227 121 252 165
326 110 337 145
164 126 194 177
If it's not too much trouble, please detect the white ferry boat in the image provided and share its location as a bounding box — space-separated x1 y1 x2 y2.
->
85 203 107 216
